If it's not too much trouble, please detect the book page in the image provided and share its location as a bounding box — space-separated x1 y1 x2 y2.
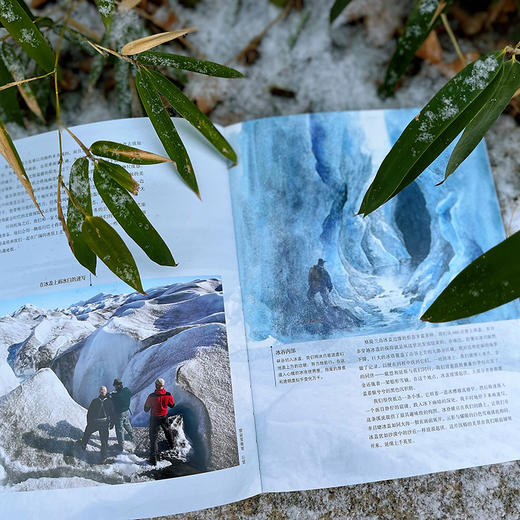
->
0 118 260 518
226 110 520 492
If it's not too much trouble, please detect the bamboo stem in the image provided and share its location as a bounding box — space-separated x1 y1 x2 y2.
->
441 13 466 66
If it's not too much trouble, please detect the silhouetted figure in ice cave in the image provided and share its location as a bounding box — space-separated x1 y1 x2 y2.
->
307 258 333 306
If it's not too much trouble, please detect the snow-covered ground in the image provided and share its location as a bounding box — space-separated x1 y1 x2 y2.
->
3 0 520 517
0 278 238 491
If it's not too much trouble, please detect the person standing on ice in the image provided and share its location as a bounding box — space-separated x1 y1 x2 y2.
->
80 386 114 463
144 378 175 465
307 258 333 306
110 378 134 453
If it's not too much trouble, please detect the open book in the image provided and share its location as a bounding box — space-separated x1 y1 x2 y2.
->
1 110 519 519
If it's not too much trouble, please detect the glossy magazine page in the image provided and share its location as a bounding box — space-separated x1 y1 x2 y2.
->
226 110 520 492
0 118 260 518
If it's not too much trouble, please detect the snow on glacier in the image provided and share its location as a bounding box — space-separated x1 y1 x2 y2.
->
0 359 18 397
0 278 237 489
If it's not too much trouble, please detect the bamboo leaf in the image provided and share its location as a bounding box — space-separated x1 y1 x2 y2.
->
95 0 115 34
0 118 41 214
90 140 170 164
379 0 450 99
0 43 45 122
121 28 197 55
14 0 35 20
146 69 237 163
359 51 504 216
137 51 244 78
66 158 96 274
40 19 100 55
0 55 23 125
445 58 520 179
89 53 106 89
0 0 55 73
88 34 110 90
93 161 177 266
135 68 199 196
82 215 144 293
421 232 520 322
329 0 353 23
95 158 139 194
115 58 131 117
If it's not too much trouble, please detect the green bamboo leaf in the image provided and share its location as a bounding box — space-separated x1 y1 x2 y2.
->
379 0 451 99
0 43 45 122
445 58 520 179
89 53 106 90
95 0 115 34
421 232 520 322
136 51 244 78
93 161 177 266
115 58 132 117
95 158 139 194
135 68 199 196
0 55 23 125
383 69 504 201
82 215 144 293
38 19 99 56
146 69 237 164
330 0 353 23
359 51 504 216
66 157 96 274
0 0 55 73
14 0 35 20
90 140 170 165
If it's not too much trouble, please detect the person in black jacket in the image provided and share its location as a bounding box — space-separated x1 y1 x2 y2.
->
110 378 133 452
308 258 333 306
80 386 114 462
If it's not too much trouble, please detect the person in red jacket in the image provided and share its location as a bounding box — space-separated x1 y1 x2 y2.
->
144 378 175 465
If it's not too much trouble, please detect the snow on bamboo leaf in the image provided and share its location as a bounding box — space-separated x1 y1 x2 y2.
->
121 28 197 56
445 58 520 179
90 140 171 165
359 51 504 217
0 118 42 214
378 0 450 99
66 157 96 274
0 54 22 125
135 68 199 197
146 69 237 164
95 0 115 34
0 43 45 122
0 0 55 73
137 51 244 78
95 158 139 195
422 231 520 322
93 162 177 267
82 215 144 293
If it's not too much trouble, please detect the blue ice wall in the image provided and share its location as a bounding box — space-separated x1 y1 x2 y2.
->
229 110 520 343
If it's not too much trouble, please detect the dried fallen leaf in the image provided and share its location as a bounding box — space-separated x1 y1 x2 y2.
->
415 30 442 64
120 28 197 55
438 51 480 78
118 0 141 12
